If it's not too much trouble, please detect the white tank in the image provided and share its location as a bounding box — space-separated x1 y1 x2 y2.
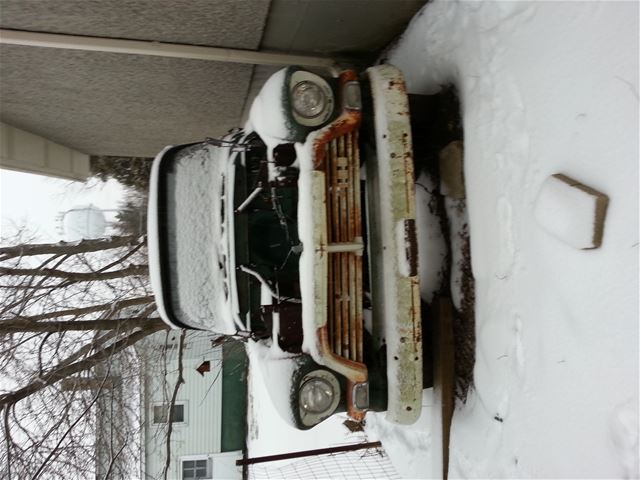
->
62 204 107 241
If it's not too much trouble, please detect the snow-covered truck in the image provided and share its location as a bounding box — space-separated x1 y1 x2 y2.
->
147 64 422 429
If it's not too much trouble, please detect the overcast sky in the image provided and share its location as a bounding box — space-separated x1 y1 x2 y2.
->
0 168 125 243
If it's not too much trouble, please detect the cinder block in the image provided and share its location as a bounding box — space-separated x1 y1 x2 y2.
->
534 173 609 249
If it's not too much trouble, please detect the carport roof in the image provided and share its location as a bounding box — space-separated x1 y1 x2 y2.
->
0 0 426 158
0 0 270 157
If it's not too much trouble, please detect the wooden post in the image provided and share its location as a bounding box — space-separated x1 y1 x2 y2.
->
434 297 455 479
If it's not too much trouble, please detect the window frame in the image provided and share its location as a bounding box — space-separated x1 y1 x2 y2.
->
180 455 213 480
152 401 187 425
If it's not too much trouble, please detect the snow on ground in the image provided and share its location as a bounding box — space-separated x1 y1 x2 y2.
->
387 1 639 478
365 389 441 479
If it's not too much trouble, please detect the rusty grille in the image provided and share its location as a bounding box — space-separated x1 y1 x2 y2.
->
325 131 364 363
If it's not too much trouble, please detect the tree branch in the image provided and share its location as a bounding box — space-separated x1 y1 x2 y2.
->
0 264 148 282
0 254 71 318
0 325 163 411
7 296 154 322
30 370 112 480
0 317 166 334
0 236 143 262
162 330 186 480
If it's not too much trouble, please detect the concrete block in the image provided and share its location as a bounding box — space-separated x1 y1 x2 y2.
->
438 140 465 199
534 173 609 249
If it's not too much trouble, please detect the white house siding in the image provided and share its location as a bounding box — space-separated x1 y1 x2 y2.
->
0 122 90 181
143 332 224 480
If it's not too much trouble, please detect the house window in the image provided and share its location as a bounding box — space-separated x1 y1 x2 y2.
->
182 458 211 479
153 403 185 423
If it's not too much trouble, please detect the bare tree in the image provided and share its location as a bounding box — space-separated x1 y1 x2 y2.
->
161 330 185 480
0 234 164 479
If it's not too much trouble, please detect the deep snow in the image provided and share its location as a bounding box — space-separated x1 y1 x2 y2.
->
387 0 639 477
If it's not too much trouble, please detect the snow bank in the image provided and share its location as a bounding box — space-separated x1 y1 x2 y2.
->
388 1 639 477
415 173 447 303
365 389 441 479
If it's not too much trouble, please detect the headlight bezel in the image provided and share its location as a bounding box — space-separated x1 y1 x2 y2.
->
288 70 335 128
291 80 327 120
297 369 341 427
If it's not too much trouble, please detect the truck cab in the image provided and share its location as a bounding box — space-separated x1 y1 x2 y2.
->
148 64 422 429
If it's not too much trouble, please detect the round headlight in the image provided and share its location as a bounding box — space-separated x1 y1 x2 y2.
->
291 81 327 119
298 369 341 427
299 378 335 413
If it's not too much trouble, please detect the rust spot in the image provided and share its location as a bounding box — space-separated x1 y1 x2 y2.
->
404 219 418 277
311 69 361 170
340 70 358 84
313 114 361 170
317 327 368 375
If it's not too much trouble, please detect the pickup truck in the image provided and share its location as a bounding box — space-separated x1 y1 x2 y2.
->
148 64 422 429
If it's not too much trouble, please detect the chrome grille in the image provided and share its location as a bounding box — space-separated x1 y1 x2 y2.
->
325 131 364 363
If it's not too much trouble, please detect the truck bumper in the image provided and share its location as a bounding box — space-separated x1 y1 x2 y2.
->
365 64 423 424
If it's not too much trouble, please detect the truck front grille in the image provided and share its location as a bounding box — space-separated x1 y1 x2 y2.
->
324 131 364 363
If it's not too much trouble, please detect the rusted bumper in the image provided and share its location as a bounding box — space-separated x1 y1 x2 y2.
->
364 64 423 424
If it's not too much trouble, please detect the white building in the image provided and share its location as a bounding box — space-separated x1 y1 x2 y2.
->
140 331 247 480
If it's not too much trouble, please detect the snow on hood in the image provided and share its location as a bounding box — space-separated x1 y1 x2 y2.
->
148 143 239 335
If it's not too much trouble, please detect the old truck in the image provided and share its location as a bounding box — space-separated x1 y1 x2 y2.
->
147 64 422 429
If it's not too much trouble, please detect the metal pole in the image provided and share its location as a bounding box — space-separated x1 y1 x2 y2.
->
0 29 337 70
235 441 382 466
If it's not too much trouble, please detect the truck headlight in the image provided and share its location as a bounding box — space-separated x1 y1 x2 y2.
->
298 370 340 427
289 70 334 127
291 81 327 119
300 377 334 412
